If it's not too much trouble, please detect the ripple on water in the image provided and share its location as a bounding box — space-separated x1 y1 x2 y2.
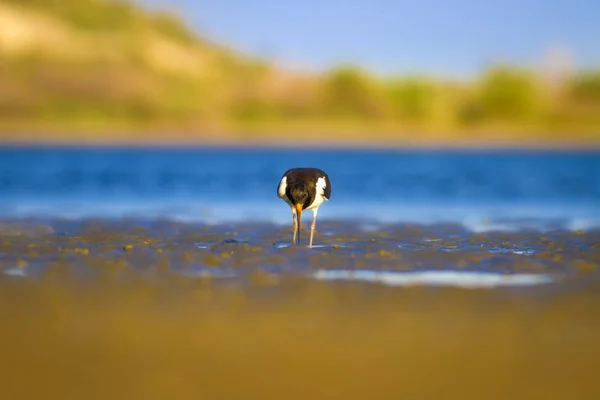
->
194 242 215 249
273 242 346 249
194 238 248 249
398 241 538 256
487 247 536 255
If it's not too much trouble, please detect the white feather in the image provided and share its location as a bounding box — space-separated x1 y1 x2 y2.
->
306 177 328 210
316 177 328 200
278 176 294 207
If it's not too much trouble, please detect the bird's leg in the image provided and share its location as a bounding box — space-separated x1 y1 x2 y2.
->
309 209 318 248
292 210 298 245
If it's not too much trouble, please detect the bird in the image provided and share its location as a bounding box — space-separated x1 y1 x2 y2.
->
277 167 331 248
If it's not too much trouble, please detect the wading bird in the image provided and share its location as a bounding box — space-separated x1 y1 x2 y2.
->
277 168 331 248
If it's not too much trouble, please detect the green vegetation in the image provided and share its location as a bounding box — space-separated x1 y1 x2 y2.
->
479 67 541 121
570 71 600 102
0 0 599 145
321 67 385 118
386 77 436 121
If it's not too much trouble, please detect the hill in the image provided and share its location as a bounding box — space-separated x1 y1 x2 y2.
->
1 0 599 148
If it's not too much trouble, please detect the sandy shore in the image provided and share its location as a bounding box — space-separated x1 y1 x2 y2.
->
1 218 599 399
1 122 600 150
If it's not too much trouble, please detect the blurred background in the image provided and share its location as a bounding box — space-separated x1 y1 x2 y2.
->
0 0 599 146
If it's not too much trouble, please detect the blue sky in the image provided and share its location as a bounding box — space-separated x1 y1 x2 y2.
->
145 0 600 77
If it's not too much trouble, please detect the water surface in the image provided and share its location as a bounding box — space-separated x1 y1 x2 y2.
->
1 146 599 230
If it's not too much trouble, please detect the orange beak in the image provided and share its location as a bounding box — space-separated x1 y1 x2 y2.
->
295 203 303 244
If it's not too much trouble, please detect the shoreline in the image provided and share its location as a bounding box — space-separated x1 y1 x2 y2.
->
2 136 600 151
1 123 600 150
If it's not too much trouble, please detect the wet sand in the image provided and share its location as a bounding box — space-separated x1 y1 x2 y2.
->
1 219 599 399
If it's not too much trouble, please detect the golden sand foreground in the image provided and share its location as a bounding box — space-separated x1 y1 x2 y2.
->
1 123 600 150
2 279 599 400
1 219 599 399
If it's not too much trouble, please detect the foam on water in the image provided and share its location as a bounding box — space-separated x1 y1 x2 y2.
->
1 199 599 232
3 267 27 277
313 269 556 288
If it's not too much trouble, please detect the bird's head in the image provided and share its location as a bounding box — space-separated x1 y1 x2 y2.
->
290 182 309 209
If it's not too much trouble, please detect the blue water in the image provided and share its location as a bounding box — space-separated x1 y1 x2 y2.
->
1 146 599 231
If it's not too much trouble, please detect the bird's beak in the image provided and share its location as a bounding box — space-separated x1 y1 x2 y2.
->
295 203 303 244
